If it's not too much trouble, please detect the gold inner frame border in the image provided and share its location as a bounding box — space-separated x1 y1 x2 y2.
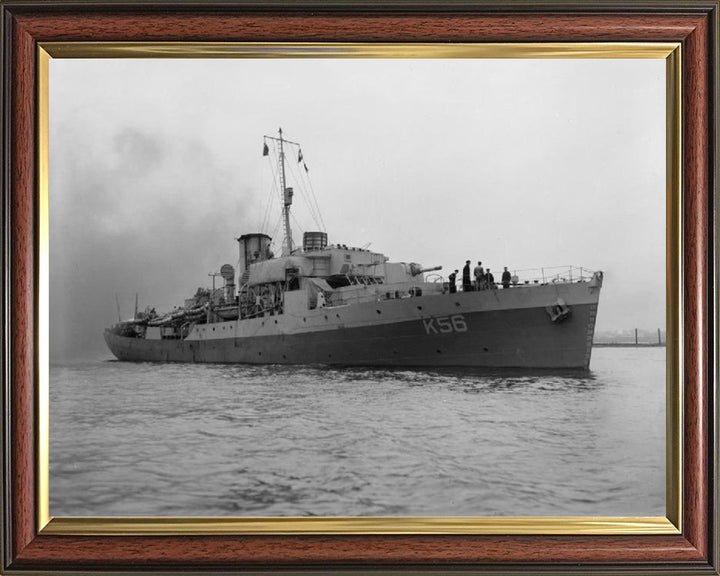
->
36 41 682 536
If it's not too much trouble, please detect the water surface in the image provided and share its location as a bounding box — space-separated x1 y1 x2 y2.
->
50 347 665 516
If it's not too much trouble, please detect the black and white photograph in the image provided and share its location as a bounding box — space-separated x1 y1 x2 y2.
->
49 56 666 518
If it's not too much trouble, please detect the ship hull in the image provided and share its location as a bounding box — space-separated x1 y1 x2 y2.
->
105 283 600 369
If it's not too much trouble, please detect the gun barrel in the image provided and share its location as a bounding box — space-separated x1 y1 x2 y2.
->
414 265 443 275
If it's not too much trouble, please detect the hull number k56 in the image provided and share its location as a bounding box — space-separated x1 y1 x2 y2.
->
423 315 468 334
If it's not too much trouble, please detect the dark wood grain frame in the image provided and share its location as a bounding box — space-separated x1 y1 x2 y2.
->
1 1 717 574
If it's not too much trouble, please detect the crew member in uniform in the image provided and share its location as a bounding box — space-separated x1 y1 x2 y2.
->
486 268 495 289
502 267 512 289
462 260 472 292
448 270 458 294
473 261 484 290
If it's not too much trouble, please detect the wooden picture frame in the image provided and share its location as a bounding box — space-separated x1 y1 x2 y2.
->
1 1 717 573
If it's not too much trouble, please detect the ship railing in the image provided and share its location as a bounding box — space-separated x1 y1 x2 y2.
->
509 265 597 286
447 265 597 291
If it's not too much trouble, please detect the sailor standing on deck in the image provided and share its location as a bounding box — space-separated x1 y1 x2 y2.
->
486 268 496 289
473 261 484 291
448 270 458 294
462 261 472 292
502 267 512 289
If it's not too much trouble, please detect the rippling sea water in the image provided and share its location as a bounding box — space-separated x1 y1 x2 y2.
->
49 347 665 517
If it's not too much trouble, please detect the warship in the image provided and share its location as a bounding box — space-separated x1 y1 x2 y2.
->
105 129 603 369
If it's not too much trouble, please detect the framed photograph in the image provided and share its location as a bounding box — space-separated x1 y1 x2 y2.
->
1 1 717 574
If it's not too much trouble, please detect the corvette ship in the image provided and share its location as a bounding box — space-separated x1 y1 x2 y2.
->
105 129 603 369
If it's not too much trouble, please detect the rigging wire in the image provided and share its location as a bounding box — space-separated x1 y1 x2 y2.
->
287 142 326 232
286 158 323 231
289 145 325 233
296 161 326 232
259 139 269 232
290 211 306 244
259 142 273 233
285 159 317 226
261 134 326 243
260 140 280 235
269 214 283 252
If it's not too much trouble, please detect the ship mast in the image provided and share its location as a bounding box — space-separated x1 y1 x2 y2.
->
264 127 298 256
278 128 293 256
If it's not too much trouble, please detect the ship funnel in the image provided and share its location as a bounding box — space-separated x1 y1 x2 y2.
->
237 233 273 280
303 231 328 252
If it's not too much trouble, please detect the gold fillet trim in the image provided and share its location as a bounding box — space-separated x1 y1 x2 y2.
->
37 42 683 536
37 46 50 532
39 41 679 59
42 516 678 536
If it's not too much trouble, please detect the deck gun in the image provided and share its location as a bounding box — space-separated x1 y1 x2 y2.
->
409 263 443 277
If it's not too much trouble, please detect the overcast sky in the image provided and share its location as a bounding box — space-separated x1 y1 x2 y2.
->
49 57 666 362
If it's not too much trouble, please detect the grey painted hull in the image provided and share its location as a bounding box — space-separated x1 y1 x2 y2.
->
105 284 600 369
